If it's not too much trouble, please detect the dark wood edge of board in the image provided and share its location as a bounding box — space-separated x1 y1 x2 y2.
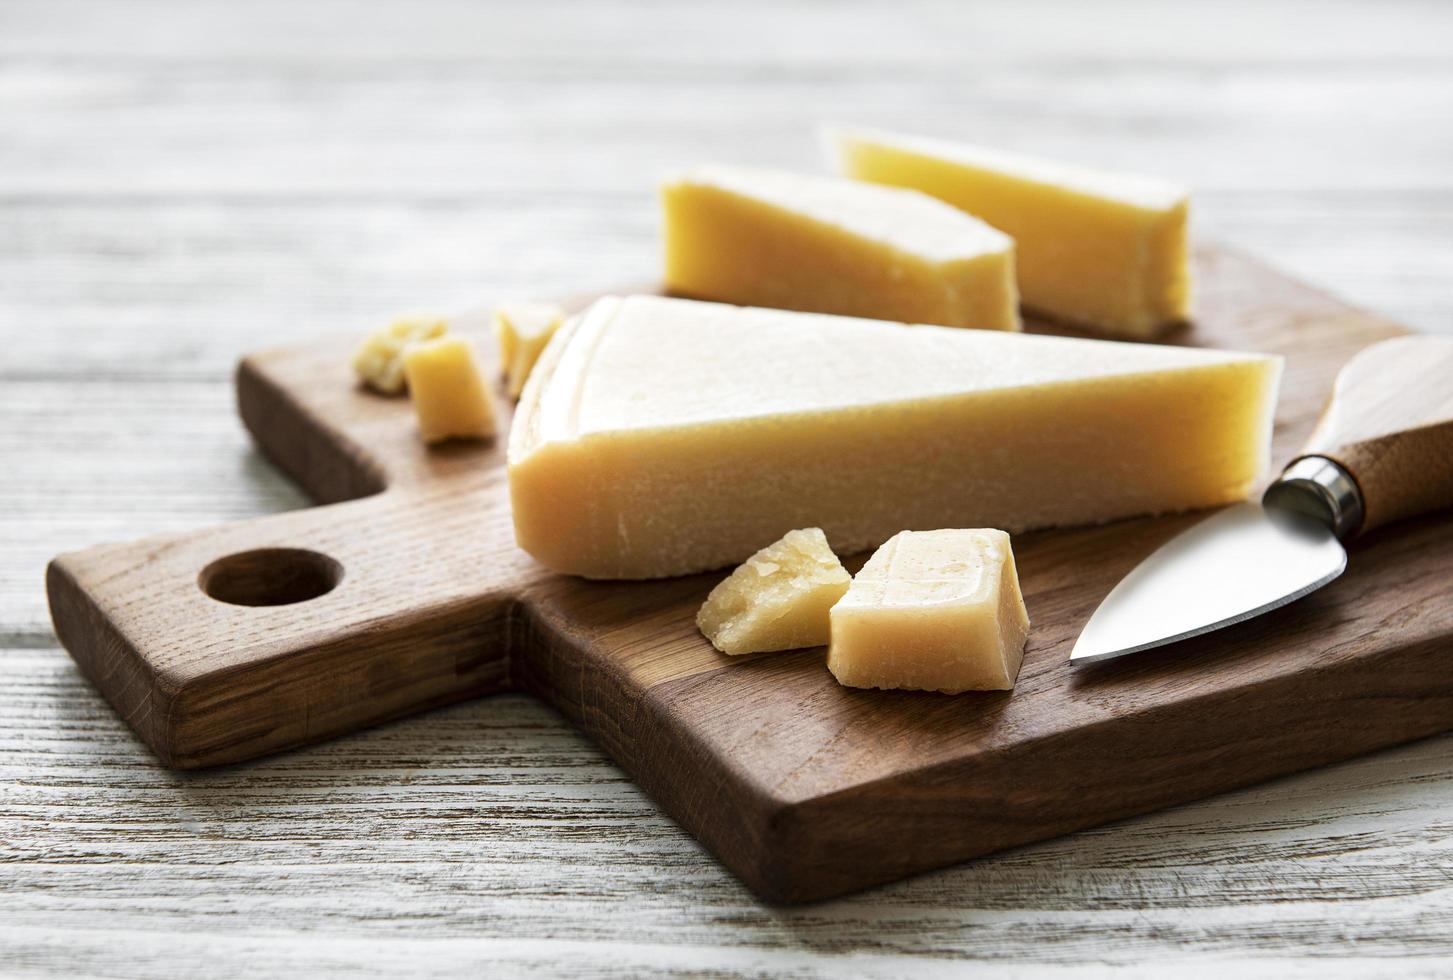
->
236 353 389 504
46 557 186 764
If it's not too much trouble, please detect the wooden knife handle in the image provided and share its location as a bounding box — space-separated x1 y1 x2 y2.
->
1296 335 1453 534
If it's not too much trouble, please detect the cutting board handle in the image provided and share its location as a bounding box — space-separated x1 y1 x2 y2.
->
1296 335 1453 534
46 491 522 768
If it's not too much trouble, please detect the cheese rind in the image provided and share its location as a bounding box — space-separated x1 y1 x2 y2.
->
508 295 1281 580
696 528 852 655
829 128 1190 338
352 315 449 394
828 529 1030 693
662 165 1019 331
495 302 567 399
402 335 496 444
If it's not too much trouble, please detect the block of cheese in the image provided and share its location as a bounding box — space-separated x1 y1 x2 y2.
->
829 128 1191 339
697 528 852 656
402 335 496 444
352 314 449 394
495 302 567 399
662 165 1019 331
507 295 1281 580
828 529 1030 693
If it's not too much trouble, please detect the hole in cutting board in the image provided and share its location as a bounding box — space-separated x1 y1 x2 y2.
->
199 548 344 607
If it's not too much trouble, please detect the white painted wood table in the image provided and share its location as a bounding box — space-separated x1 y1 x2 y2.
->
4 1 1453 975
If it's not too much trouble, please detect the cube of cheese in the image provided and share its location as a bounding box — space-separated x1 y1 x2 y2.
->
662 165 1019 331
829 128 1190 339
828 529 1030 693
507 296 1281 580
697 528 852 656
494 302 567 399
352 314 449 394
402 335 496 444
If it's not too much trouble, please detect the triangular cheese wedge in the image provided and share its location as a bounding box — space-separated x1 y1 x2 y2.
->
508 296 1281 579
662 165 1019 331
829 127 1190 339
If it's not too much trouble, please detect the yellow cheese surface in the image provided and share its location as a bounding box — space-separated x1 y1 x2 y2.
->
662 165 1019 331
495 302 567 399
507 295 1281 580
830 128 1190 339
696 527 852 656
828 529 1030 693
402 335 496 444
351 315 449 395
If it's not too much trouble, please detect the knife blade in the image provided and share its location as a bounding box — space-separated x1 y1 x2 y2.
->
1071 501 1345 662
1071 335 1453 664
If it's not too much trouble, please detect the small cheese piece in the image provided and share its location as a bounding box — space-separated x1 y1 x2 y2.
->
697 528 852 655
495 302 567 399
662 165 1019 330
829 128 1191 339
402 335 496 444
507 295 1281 580
828 529 1030 694
352 315 449 394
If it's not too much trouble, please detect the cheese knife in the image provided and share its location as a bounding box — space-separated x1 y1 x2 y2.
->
1072 335 1453 663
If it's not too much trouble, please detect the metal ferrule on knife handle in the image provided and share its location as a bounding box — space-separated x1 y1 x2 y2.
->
1263 457 1365 541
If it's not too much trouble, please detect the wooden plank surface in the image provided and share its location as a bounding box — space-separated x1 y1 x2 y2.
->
4 0 1453 970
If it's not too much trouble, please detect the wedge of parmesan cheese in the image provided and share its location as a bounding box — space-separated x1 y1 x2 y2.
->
507 295 1280 580
830 128 1191 338
663 165 1018 330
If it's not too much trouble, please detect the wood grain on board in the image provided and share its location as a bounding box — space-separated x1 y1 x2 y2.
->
45 246 1453 903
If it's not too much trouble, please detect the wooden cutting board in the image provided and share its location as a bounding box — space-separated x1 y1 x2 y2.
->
46 246 1453 904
